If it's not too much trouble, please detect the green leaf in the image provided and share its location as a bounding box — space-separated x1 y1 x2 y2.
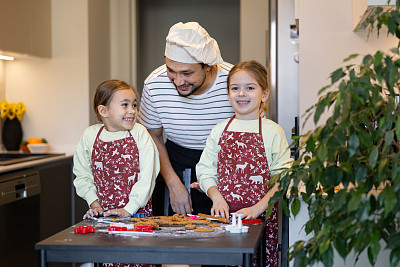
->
314 99 326 124
358 129 373 147
317 145 328 162
384 131 394 147
355 200 371 221
332 190 347 212
305 134 315 152
395 115 400 138
369 147 379 169
334 237 347 260
281 198 290 217
321 246 334 267
387 233 400 250
384 190 396 217
343 54 359 62
387 16 398 34
374 51 384 66
390 248 400 267
368 246 378 266
348 134 360 157
347 191 362 212
355 165 367 184
319 238 331 254
363 54 374 65
331 68 345 84
291 198 301 217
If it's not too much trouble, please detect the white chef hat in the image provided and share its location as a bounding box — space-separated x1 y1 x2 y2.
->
165 22 223 65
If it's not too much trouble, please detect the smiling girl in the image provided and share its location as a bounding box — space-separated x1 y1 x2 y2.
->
195 61 293 267
73 79 159 222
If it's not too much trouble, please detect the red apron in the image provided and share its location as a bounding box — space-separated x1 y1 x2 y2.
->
91 126 153 267
217 116 278 267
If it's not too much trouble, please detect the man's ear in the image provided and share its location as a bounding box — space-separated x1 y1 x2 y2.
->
98 105 108 118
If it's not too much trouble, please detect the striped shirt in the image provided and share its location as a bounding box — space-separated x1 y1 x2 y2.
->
139 62 235 150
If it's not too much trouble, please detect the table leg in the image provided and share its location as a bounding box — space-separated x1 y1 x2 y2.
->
244 253 252 267
259 224 266 267
39 250 47 267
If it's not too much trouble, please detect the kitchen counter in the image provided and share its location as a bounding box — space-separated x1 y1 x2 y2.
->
0 153 72 173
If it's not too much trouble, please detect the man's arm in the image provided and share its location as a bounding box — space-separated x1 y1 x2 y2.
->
147 128 193 214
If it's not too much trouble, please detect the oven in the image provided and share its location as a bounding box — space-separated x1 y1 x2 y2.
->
0 168 41 267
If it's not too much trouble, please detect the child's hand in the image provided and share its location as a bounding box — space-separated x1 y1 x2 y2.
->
236 206 262 219
211 198 230 219
83 200 104 219
83 207 104 219
189 182 204 193
104 208 131 217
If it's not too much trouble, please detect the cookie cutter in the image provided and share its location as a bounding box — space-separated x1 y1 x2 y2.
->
225 213 249 233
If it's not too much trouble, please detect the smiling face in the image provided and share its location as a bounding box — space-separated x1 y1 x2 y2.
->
165 57 209 97
98 88 138 132
228 70 269 120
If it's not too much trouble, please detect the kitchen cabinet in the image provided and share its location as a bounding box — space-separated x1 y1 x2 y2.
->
0 0 51 57
37 157 73 240
0 155 73 267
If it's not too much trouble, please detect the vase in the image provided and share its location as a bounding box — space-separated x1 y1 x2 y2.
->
2 118 23 151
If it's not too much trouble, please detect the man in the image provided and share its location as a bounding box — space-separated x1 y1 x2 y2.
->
139 22 234 215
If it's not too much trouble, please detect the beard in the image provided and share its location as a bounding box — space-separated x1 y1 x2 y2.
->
174 69 207 97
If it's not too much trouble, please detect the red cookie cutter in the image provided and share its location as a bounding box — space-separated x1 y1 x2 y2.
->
242 219 262 225
108 226 128 231
74 226 95 234
134 225 153 232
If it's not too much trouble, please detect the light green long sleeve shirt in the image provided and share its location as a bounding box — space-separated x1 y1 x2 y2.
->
196 117 293 196
73 123 159 215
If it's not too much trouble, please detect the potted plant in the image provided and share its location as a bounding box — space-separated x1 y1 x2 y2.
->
268 3 400 267
0 100 26 151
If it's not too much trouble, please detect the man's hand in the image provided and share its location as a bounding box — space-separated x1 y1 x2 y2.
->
169 180 193 214
147 128 193 215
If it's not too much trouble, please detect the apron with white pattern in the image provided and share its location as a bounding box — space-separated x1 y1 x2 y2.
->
217 116 278 267
91 126 153 267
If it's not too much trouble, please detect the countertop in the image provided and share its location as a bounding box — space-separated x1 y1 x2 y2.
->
0 153 73 174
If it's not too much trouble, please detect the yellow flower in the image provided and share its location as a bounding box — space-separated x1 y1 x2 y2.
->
7 103 16 120
0 100 26 121
0 100 8 119
15 102 26 121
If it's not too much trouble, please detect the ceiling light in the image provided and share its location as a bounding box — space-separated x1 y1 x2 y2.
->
0 55 15 61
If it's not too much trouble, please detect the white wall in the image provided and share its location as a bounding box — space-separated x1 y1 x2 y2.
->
278 0 299 142
299 0 398 133
4 0 90 153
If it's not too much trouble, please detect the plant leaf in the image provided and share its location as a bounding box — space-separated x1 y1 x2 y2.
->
348 134 360 157
369 147 379 169
291 198 301 217
334 237 347 260
347 191 361 212
331 68 345 84
390 248 400 267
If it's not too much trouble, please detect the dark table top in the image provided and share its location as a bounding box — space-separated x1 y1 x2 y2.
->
35 219 266 265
